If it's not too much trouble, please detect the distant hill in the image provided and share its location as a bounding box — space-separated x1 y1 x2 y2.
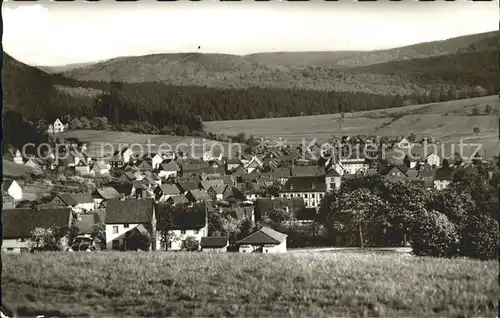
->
60 31 498 94
35 60 111 74
248 31 497 67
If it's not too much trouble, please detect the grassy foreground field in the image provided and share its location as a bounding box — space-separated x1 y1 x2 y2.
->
2 252 497 317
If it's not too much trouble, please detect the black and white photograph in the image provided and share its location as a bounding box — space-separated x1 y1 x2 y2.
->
1 0 499 317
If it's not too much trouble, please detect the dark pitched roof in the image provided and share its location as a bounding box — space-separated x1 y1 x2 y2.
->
221 206 254 221
271 167 292 178
291 166 325 177
56 193 94 205
105 199 155 224
113 183 135 196
200 237 228 248
76 213 97 234
186 189 211 202
3 208 72 239
280 176 327 193
160 160 179 171
237 226 287 245
183 163 210 172
167 195 189 205
199 180 225 190
94 187 121 200
3 180 15 190
326 169 341 177
155 184 181 196
177 180 199 192
434 168 454 181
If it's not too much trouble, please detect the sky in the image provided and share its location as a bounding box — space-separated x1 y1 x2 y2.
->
2 0 499 66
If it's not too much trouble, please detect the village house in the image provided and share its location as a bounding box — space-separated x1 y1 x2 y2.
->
225 158 241 172
136 160 153 172
396 137 412 149
140 152 163 170
2 208 73 253
3 180 23 202
158 204 209 251
109 148 134 168
13 149 23 164
202 149 223 162
199 180 225 191
157 161 180 179
104 199 159 251
176 180 200 194
434 168 453 190
380 165 409 183
279 176 326 209
166 194 190 205
112 183 136 199
24 157 43 170
185 189 212 203
339 157 370 175
237 226 287 253
91 187 121 210
291 166 325 177
48 118 66 134
271 167 292 184
90 161 111 176
325 169 342 191
75 160 91 175
425 152 441 167
200 237 229 252
244 156 264 173
207 184 226 201
221 205 255 223
51 193 95 213
154 184 182 202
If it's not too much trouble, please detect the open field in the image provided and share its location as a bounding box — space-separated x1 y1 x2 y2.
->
59 130 243 159
3 160 42 178
2 252 497 317
205 95 499 158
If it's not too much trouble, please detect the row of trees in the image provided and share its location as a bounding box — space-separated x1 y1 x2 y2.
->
318 165 499 260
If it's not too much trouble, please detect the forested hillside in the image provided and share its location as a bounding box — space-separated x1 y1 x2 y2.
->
2 30 499 153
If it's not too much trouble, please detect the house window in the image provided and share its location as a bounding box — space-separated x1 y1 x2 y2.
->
113 226 118 234
124 224 129 228
330 183 335 189
304 194 308 198
20 248 29 253
181 230 186 235
112 240 120 250
6 248 14 252
320 194 323 198
311 202 315 207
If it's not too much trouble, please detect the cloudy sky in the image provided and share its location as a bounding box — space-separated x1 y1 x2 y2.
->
2 0 498 66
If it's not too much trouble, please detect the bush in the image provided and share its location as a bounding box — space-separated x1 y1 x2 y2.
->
181 236 200 252
411 210 459 257
459 214 499 260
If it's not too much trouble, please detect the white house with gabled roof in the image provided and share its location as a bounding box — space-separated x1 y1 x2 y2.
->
48 118 66 134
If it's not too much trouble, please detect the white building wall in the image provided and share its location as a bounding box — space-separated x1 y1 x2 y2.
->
7 182 23 201
105 223 140 250
169 225 208 251
158 171 178 179
263 240 287 253
2 239 29 253
427 154 441 167
76 203 95 212
202 246 228 252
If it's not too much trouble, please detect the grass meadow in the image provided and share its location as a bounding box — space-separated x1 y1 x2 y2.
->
2 252 497 317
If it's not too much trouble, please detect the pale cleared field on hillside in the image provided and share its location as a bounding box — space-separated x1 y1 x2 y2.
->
205 95 499 157
3 160 42 178
59 130 243 159
3 252 497 317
